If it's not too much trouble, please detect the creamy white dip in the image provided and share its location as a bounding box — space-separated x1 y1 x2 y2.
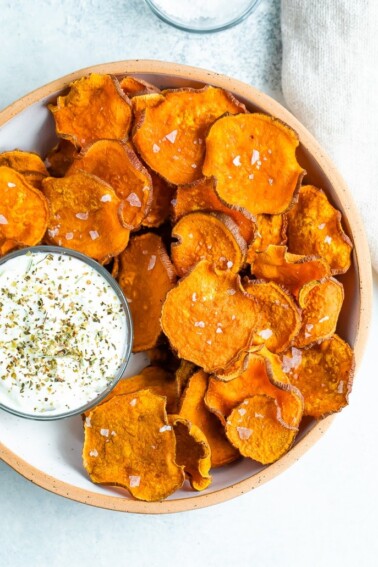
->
0 250 128 416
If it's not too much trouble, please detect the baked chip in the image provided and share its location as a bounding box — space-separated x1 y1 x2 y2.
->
251 244 330 297
133 86 246 185
178 370 239 467
294 278 344 347
142 169 175 228
242 280 301 352
132 93 166 114
281 335 355 418
206 348 303 431
202 113 305 215
0 166 49 255
83 390 185 501
120 75 160 97
117 233 176 352
225 395 297 465
49 73 132 148
169 415 212 490
247 213 287 263
287 185 353 274
45 140 78 177
42 172 130 262
87 366 178 414
173 177 255 244
171 212 247 277
66 140 153 230
161 260 262 374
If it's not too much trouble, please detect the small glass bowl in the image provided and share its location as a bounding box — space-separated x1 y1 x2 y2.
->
145 0 261 33
0 245 133 421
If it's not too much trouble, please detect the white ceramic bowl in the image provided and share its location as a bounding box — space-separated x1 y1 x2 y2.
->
0 60 372 513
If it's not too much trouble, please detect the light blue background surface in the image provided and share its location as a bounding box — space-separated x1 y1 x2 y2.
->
1 2 377 566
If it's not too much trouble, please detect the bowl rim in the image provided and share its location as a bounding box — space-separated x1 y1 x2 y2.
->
0 59 373 513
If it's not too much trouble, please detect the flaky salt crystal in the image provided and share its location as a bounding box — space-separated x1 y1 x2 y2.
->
251 149 260 165
237 426 252 440
194 321 205 328
159 425 172 432
226 289 236 295
65 232 74 240
130 398 137 407
129 475 141 487
126 193 142 207
337 381 344 394
226 261 233 269
192 292 197 302
165 129 178 143
324 235 332 244
0 214 8 225
101 194 112 202
233 155 241 166
152 143 160 153
319 315 329 323
318 223 326 230
7 182 16 188
147 255 157 271
75 211 89 220
89 230 99 240
282 347 302 373
89 449 98 457
216 327 223 334
258 329 273 340
100 428 109 437
238 408 246 416
85 417 91 427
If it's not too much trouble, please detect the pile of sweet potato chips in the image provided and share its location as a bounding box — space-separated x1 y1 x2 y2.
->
0 73 355 502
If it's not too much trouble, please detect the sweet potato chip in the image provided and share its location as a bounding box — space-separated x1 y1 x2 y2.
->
281 335 354 418
226 395 297 465
83 390 184 501
202 113 305 215
173 177 255 244
294 278 344 347
0 149 49 190
66 140 153 230
42 172 130 263
49 73 132 148
89 366 178 414
142 170 175 228
131 93 166 114
0 166 49 255
45 140 78 177
120 75 160 97
117 233 176 352
251 244 330 297
287 185 353 274
247 213 287 264
161 260 262 374
133 86 246 185
206 348 303 431
169 415 212 490
171 212 247 277
242 280 301 352
178 370 239 467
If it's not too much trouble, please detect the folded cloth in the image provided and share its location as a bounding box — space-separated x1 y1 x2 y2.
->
281 0 378 271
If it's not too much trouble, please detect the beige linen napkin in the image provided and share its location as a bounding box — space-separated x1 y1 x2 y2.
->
281 0 378 271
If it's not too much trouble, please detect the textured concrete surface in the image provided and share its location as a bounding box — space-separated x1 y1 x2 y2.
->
1 2 378 567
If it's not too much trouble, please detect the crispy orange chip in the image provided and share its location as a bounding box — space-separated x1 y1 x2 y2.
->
281 335 354 418
294 278 344 347
45 140 78 177
0 166 49 255
242 280 301 352
117 233 176 352
202 113 305 215
120 75 160 97
161 260 262 374
206 348 303 431
0 149 49 190
142 170 175 228
66 140 153 230
178 370 239 467
90 366 178 414
83 390 184 501
133 86 245 185
247 213 287 264
225 395 297 465
171 212 247 277
42 172 130 263
173 177 255 244
49 73 132 148
251 244 330 297
132 93 166 114
169 415 212 490
287 185 353 274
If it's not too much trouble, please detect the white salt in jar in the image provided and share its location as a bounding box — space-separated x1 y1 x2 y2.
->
145 0 261 33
